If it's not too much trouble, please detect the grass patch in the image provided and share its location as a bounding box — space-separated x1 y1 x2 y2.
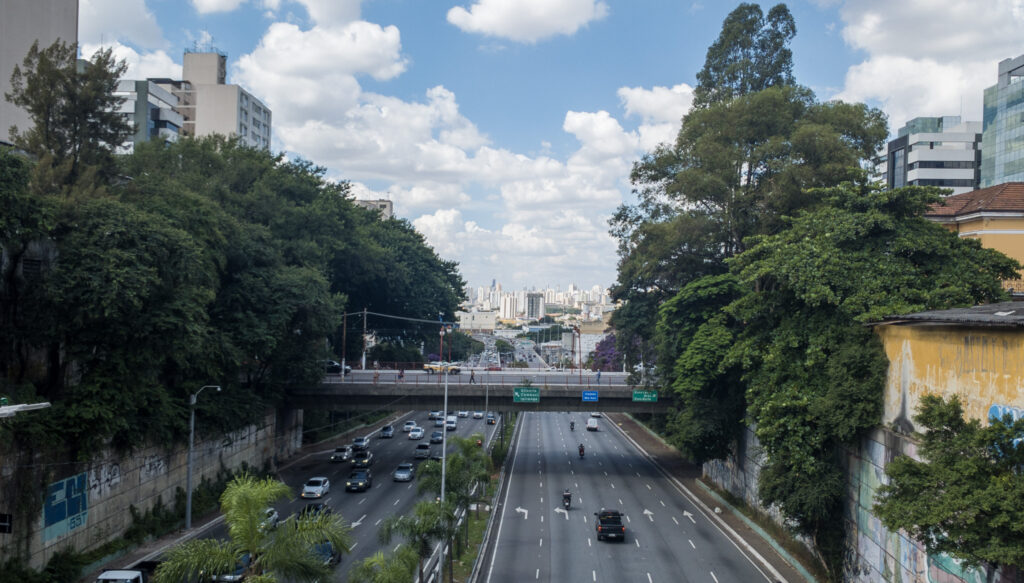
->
450 506 491 582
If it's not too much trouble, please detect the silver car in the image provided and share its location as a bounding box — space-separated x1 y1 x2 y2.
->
392 462 415 482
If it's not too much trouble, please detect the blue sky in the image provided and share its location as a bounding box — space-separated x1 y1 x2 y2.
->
78 0 1024 292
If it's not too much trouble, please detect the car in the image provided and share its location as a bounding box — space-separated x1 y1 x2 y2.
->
299 502 332 519
345 470 373 492
392 462 415 482
403 420 418 432
321 360 351 375
330 445 352 462
586 418 599 431
473 411 484 419
409 427 425 440
379 425 394 438
457 411 469 418
430 449 444 462
313 540 341 566
414 443 431 459
206 553 251 581
434 418 445 427
259 507 279 531
353 436 370 450
446 420 457 431
301 477 330 498
429 411 443 420
595 509 626 541
486 412 497 425
430 430 444 443
590 412 602 418
352 450 374 468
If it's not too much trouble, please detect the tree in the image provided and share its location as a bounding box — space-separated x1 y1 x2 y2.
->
590 333 622 372
874 395 1024 571
377 500 455 583
348 544 418 583
5 40 132 188
725 182 1019 574
417 434 492 552
693 3 797 108
153 474 352 583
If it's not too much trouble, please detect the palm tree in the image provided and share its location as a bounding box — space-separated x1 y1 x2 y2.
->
417 434 492 555
348 544 419 583
153 473 353 583
377 500 455 583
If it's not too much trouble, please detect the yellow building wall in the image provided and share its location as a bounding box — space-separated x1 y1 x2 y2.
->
946 215 1024 276
876 323 1024 430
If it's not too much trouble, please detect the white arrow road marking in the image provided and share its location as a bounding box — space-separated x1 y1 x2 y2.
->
643 509 654 522
351 514 366 527
516 507 529 520
555 508 569 520
683 510 696 524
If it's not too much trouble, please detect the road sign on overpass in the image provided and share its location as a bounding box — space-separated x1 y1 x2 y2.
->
632 390 658 402
513 387 540 403
582 390 598 402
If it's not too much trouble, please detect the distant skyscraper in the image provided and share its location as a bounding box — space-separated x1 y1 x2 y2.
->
0 0 78 144
886 116 981 195
982 54 1024 187
112 80 183 152
526 292 544 320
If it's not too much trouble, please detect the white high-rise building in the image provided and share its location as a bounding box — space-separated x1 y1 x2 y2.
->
1 0 78 144
500 295 518 319
886 116 981 195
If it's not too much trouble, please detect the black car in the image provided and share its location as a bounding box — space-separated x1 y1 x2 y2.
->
379 425 394 438
300 502 332 519
322 360 351 375
352 450 374 468
486 412 497 425
345 470 373 492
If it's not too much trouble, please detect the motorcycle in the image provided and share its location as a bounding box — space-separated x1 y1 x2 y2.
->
578 445 585 459
563 495 571 510
570 421 575 431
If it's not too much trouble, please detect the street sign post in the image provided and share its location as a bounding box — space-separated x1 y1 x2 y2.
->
632 390 657 403
582 390 598 402
513 386 540 403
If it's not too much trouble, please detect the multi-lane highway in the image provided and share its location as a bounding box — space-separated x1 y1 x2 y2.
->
203 409 503 581
484 412 772 583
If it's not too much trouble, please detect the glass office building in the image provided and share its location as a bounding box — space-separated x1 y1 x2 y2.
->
981 54 1024 187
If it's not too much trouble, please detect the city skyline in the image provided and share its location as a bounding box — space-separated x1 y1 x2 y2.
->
73 0 1024 289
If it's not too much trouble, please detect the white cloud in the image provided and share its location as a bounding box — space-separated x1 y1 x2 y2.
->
191 0 247 14
447 0 609 43
833 0 1024 128
80 42 180 80
617 84 694 124
292 0 362 25
79 0 165 50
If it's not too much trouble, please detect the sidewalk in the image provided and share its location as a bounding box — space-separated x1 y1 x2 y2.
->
78 413 405 582
606 413 817 583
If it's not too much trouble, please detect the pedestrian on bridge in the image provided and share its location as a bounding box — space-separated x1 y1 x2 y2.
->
470 370 476 384
596 370 601 384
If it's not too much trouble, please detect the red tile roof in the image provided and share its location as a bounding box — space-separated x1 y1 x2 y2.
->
926 183 1024 217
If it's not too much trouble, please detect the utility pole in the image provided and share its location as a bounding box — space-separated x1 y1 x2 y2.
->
361 307 367 370
341 312 347 383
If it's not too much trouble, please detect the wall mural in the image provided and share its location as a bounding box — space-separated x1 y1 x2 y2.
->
42 473 88 543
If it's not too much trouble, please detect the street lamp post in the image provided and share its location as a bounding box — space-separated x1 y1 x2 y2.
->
186 384 220 530
440 325 451 504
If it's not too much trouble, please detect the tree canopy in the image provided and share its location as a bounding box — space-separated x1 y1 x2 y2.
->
874 395 1024 570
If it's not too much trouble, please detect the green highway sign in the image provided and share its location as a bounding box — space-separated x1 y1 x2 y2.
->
632 390 658 403
513 386 540 403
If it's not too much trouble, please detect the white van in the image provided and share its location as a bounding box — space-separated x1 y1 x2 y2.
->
445 415 457 431
586 418 599 431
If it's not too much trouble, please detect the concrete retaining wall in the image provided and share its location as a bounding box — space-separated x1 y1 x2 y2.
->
0 408 302 569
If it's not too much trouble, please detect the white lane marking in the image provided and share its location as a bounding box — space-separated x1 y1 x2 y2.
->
636 472 641 477
689 539 696 549
394 543 401 552
610 483 615 489
351 514 366 527
541 515 544 523
635 539 640 547
660 500 666 507
603 471 608 477
393 498 400 506
375 518 382 526
683 510 696 524
540 481 543 487
647 573 653 583
646 483 652 490
619 498 623 505
536 569 540 580
588 538 592 547
592 571 597 581
625 514 631 523
711 572 719 583
539 538 543 547
672 516 679 525
351 542 358 550
358 498 367 505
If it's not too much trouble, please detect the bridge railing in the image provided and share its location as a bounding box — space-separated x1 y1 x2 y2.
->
325 368 630 388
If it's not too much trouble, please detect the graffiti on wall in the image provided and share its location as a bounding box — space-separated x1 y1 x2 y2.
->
88 463 121 499
138 455 167 483
43 473 88 542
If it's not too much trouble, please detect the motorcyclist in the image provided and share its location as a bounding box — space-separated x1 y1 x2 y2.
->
578 443 585 458
562 488 571 508
570 421 575 431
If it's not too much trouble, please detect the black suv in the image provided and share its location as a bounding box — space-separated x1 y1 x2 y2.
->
595 509 626 541
345 470 373 492
352 450 374 468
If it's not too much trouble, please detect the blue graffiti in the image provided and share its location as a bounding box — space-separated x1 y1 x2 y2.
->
988 404 1024 450
43 473 88 542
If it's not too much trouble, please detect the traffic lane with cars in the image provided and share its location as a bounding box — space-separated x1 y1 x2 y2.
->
274 410 499 579
486 412 771 583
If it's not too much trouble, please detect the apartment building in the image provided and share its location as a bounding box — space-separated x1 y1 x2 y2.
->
112 80 183 152
885 116 982 195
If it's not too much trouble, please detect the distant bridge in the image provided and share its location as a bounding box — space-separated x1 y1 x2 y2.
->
285 370 668 413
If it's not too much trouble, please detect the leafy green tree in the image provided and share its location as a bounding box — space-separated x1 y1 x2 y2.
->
348 544 418 583
725 183 1019 574
5 40 131 188
693 3 796 108
154 474 352 583
874 395 1024 571
377 500 455 583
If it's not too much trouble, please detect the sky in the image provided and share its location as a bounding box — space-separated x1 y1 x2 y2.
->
77 0 1024 292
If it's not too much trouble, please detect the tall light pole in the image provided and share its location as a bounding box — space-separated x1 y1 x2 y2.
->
440 325 451 503
186 384 220 530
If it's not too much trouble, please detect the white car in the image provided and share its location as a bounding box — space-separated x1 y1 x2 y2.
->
301 477 330 498
409 427 425 440
473 411 484 419
590 412 602 418
457 411 469 418
403 420 417 432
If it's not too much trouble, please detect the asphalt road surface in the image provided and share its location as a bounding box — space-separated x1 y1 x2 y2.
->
484 412 772 583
